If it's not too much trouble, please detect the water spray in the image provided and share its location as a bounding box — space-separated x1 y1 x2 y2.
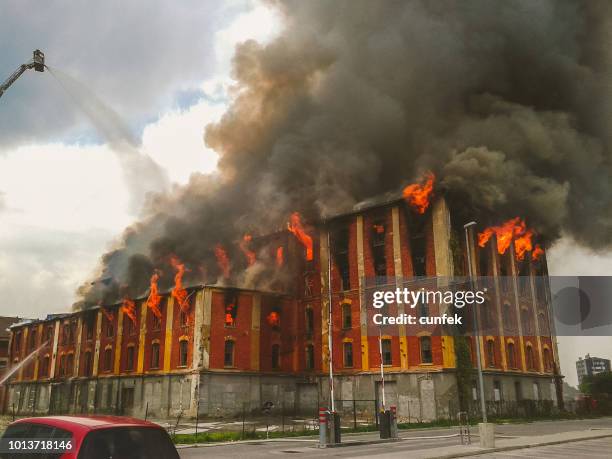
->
0 49 45 99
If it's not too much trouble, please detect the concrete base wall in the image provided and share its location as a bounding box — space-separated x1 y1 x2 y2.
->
6 370 558 421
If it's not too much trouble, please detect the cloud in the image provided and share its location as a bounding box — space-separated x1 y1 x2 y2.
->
0 0 251 150
0 224 118 318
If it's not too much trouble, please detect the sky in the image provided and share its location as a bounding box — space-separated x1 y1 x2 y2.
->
0 0 610 388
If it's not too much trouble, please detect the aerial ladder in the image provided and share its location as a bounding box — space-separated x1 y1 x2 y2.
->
0 50 45 99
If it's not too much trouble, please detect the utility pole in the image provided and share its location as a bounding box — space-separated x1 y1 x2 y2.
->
463 222 487 422
326 230 335 413
464 221 495 447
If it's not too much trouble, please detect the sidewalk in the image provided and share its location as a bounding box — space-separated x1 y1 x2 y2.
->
175 424 612 458
398 428 612 458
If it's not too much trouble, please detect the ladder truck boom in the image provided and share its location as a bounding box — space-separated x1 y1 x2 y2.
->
0 50 45 99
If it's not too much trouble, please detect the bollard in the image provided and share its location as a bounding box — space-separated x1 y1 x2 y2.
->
318 407 328 447
328 412 341 445
389 406 398 439
478 422 495 448
379 410 391 439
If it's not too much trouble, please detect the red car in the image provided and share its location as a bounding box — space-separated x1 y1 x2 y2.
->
0 415 179 459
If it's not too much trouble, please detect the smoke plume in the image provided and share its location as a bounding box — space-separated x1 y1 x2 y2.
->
48 67 169 214
78 0 612 306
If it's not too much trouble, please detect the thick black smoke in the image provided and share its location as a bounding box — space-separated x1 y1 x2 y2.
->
78 0 612 306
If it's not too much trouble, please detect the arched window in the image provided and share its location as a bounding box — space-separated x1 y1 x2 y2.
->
521 308 533 335
305 344 315 370
127 317 137 336
271 344 280 369
150 343 160 369
104 348 113 372
381 338 392 365
543 347 552 372
507 342 516 369
305 308 314 334
343 342 353 368
224 340 234 368
526 344 535 370
59 354 66 376
486 340 495 368
126 346 135 371
66 353 74 376
83 351 92 376
29 330 37 351
40 355 50 378
503 303 513 331
342 303 352 329
420 336 432 364
106 319 114 338
180 310 189 327
179 340 189 367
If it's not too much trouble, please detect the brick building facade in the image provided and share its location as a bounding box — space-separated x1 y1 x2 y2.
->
6 197 561 420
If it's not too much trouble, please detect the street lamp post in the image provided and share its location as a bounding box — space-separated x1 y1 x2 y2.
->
463 221 488 423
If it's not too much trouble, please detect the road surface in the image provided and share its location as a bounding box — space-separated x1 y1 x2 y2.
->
178 417 612 458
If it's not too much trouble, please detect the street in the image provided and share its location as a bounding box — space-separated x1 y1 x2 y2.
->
178 417 612 458
484 437 612 458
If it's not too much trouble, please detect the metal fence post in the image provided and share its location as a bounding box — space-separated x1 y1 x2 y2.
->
241 403 246 439
195 400 199 438
144 402 149 421
374 400 379 428
353 399 357 430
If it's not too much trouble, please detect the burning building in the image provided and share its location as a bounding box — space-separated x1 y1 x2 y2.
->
8 0 607 421
6 192 560 420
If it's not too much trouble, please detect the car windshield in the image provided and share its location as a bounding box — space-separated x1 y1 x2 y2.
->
0 422 72 459
77 427 178 459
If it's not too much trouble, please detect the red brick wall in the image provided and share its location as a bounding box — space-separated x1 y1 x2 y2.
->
209 291 253 370
169 295 195 370
143 297 168 373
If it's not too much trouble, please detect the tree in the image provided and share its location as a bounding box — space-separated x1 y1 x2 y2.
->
580 372 612 397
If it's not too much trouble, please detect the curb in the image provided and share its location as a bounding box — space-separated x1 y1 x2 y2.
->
432 432 612 458
318 437 402 448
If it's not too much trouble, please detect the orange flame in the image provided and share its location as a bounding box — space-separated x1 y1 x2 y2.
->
287 212 313 261
478 217 542 261
121 298 137 325
170 255 190 312
225 303 236 326
239 234 257 266
402 171 435 214
101 307 114 323
514 228 534 261
267 311 280 327
146 272 162 318
276 246 284 267
214 244 231 278
532 244 544 261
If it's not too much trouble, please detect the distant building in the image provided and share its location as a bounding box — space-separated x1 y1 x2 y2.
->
576 354 611 385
